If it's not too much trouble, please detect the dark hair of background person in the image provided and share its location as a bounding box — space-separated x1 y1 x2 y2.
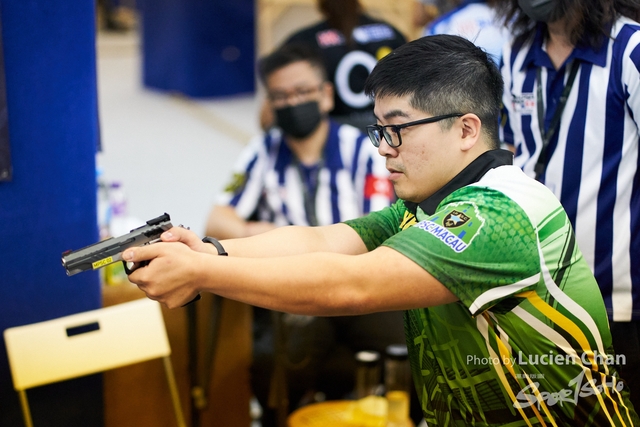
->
258 43 328 84
364 35 503 149
493 0 640 49
318 0 362 46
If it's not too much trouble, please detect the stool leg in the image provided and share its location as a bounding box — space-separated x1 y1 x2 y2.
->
163 356 187 427
17 390 34 427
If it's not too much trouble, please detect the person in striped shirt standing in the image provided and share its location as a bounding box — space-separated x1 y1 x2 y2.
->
206 43 403 426
496 0 640 408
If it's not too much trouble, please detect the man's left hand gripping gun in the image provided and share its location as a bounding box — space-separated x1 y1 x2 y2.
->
61 213 173 276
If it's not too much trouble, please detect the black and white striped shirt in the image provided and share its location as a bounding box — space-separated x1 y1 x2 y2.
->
501 17 640 321
218 121 393 227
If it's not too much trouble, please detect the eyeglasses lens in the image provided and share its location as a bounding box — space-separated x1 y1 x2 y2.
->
383 129 398 147
367 127 381 148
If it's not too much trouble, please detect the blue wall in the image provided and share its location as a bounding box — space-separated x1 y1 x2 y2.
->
0 1 102 425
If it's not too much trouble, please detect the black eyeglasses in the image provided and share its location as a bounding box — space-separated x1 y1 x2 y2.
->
366 113 465 148
268 83 325 107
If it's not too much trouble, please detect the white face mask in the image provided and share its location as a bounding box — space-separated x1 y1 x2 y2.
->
517 0 556 22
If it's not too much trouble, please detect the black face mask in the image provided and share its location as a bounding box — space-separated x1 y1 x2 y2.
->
518 0 556 22
275 101 323 139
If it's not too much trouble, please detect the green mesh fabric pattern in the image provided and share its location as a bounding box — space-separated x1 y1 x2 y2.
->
383 188 541 314
344 200 408 251
345 166 638 426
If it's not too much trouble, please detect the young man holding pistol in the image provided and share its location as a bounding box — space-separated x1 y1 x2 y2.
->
125 35 638 425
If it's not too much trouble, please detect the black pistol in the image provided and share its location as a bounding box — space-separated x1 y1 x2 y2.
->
61 213 173 276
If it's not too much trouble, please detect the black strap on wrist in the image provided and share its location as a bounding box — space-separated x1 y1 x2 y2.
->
202 236 228 256
182 237 227 307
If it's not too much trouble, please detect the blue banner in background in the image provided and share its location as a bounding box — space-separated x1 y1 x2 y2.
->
0 0 101 424
0 10 11 182
139 0 255 98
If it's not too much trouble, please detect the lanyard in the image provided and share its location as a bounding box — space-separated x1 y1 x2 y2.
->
295 159 323 226
534 60 580 181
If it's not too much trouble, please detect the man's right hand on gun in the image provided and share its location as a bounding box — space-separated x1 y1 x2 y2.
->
123 226 217 307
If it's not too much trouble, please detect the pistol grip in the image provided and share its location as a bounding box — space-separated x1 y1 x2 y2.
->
121 260 201 307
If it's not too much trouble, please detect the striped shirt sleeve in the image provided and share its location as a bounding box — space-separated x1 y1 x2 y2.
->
216 134 269 219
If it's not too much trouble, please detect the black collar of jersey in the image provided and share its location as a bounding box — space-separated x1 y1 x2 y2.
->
405 149 514 216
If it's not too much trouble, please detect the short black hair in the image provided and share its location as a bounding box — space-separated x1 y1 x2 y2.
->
364 35 503 149
258 43 328 84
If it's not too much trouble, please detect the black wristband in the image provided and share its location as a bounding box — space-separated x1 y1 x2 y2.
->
183 237 226 307
202 236 228 256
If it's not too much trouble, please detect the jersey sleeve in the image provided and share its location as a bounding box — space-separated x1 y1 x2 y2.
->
343 199 407 251
382 187 541 315
215 134 268 219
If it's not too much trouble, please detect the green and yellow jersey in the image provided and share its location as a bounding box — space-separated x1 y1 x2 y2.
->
346 163 638 426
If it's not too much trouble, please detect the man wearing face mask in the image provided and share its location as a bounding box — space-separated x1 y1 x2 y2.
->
494 0 640 410
205 43 402 427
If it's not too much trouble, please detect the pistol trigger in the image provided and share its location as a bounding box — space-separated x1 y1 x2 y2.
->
123 260 136 275
123 260 150 275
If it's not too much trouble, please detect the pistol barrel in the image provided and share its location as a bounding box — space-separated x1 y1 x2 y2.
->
61 213 172 276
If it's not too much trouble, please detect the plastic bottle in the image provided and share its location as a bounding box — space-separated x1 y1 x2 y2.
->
355 350 382 399
351 351 387 426
384 344 411 394
104 181 129 286
384 344 411 426
96 168 111 240
108 181 128 236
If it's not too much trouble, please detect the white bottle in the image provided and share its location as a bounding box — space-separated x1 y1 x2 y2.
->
108 181 128 237
105 181 129 285
96 168 111 240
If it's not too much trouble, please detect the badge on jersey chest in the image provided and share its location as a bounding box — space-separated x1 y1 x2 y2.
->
415 202 485 253
443 210 470 227
511 93 536 115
